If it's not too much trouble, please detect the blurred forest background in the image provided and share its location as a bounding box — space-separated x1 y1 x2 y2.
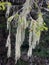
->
0 0 49 65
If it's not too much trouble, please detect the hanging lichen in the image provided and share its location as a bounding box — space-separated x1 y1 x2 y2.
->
30 12 48 36
5 0 48 63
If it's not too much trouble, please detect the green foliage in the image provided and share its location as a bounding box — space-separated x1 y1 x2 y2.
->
0 2 11 10
37 22 48 31
35 13 48 36
36 22 48 36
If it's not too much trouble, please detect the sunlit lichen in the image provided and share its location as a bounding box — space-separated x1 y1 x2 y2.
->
0 2 12 10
